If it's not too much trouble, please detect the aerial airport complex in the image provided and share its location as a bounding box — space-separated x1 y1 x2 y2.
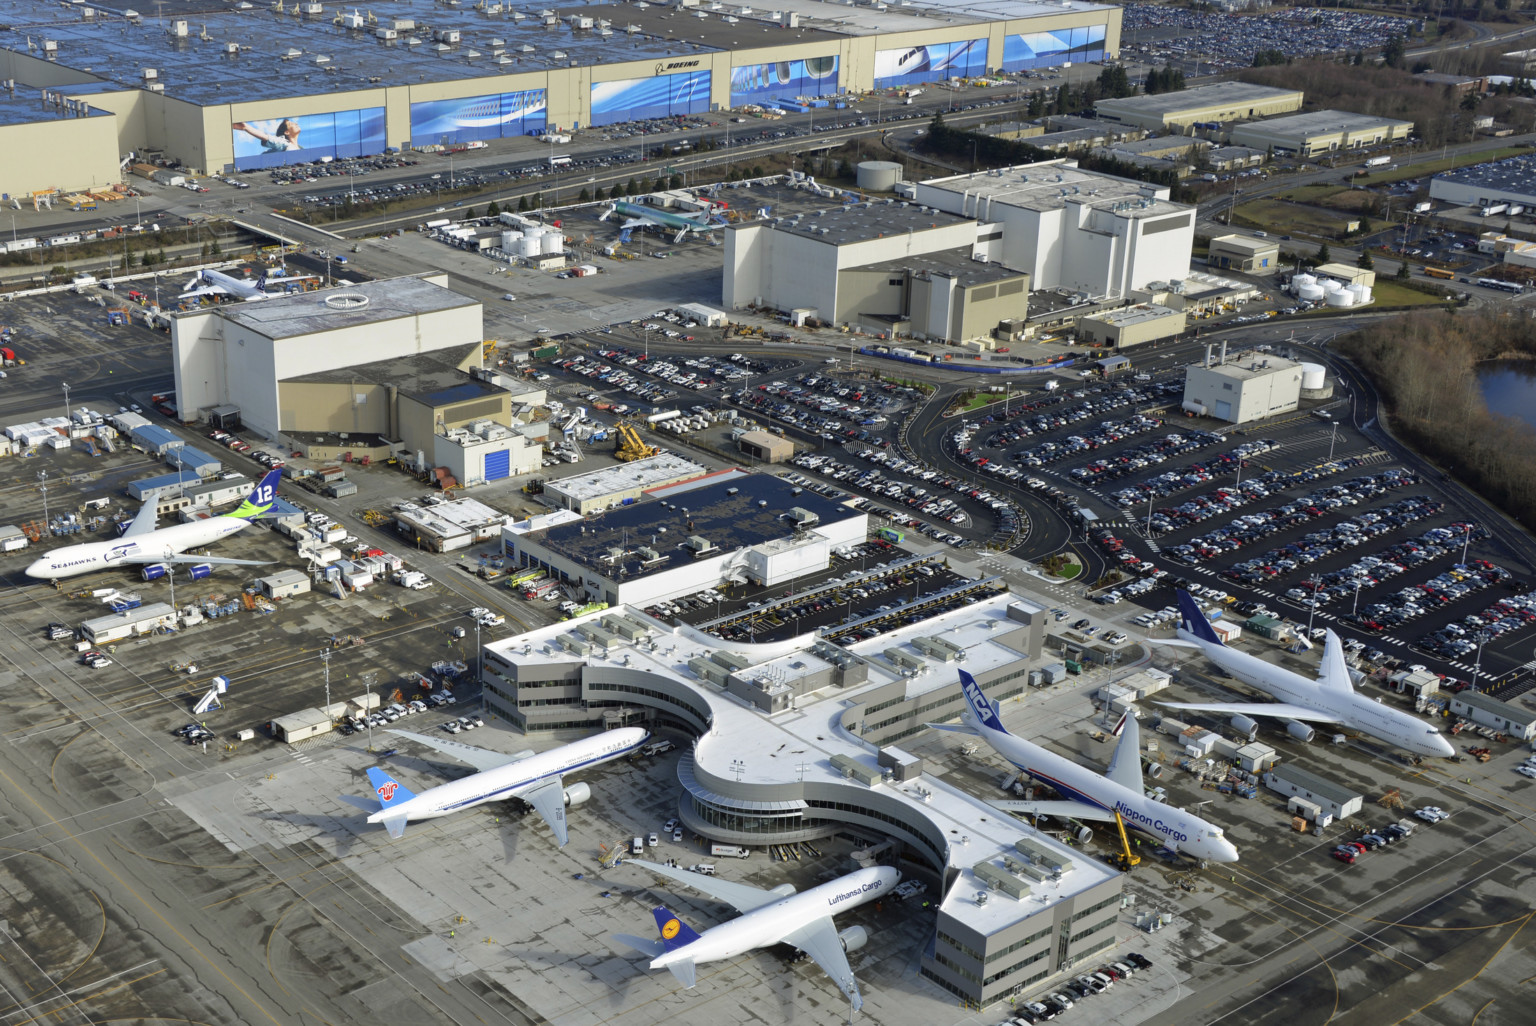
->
3 2 1536 1024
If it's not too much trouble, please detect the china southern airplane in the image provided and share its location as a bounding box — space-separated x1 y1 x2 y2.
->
1165 590 1455 759
616 860 898 1013
599 200 724 243
25 469 282 580
344 727 649 842
180 267 316 302
940 669 1240 863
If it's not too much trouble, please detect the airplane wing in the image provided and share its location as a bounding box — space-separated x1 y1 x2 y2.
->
780 916 863 1013
387 729 535 773
120 501 160 538
619 217 646 231
627 858 782 914
265 273 317 283
515 777 569 847
991 800 1120 823
1158 700 1344 723
178 285 227 300
117 553 273 567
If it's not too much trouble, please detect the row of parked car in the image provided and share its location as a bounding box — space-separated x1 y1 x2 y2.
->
974 381 1183 450
1110 438 1281 507
1164 468 1417 564
1000 952 1154 1023
558 353 676 405
1417 581 1536 658
1331 819 1415 864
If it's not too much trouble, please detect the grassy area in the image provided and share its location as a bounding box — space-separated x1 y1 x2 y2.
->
1233 198 1355 238
1354 145 1533 186
1370 279 1457 307
959 392 1007 412
1055 563 1082 580
1276 183 1348 205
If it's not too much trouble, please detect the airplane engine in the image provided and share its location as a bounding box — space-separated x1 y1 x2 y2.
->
1074 825 1094 844
838 926 869 953
770 883 798 897
1286 721 1316 743
1142 760 1164 780
562 782 592 807
1230 714 1259 739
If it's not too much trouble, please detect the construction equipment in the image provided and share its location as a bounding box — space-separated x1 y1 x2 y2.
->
1110 809 1141 871
614 422 657 462
1377 788 1405 810
1467 746 1492 763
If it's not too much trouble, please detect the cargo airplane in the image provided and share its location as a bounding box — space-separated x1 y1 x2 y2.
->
343 727 649 842
599 199 723 243
939 669 1239 863
1164 590 1455 759
616 860 898 1013
25 469 282 580
180 267 316 302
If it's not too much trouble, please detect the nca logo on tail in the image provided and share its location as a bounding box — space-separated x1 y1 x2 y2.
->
376 781 399 801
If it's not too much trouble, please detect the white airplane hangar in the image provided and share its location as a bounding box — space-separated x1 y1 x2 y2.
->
480 591 1123 1008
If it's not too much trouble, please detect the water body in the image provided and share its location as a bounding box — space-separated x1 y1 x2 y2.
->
1477 360 1536 431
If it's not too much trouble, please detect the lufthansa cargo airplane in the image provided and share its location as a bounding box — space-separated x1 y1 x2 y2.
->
940 669 1239 863
25 469 282 580
1165 590 1455 759
344 727 649 843
616 860 898 1013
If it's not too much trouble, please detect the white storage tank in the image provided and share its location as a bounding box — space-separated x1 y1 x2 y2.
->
519 231 544 259
1296 282 1325 302
1348 282 1371 305
541 231 563 255
1325 288 1354 307
1291 273 1316 291
500 230 522 250
1300 362 1327 390
1320 278 1341 293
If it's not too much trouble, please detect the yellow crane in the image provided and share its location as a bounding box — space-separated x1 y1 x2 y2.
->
1111 809 1141 871
614 423 657 462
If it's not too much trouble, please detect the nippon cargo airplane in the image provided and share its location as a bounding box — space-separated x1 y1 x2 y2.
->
25 469 282 580
1166 590 1455 759
617 860 898 1013
599 200 723 243
180 267 316 302
343 727 649 842
938 669 1239 863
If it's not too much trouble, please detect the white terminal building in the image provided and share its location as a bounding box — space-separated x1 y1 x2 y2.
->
479 587 1124 1008
502 474 867 608
724 160 1194 343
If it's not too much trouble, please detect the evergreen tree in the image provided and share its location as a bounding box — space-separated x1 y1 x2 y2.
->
1396 260 1412 279
517 195 529 212
1316 242 1332 264
1357 249 1374 270
487 200 501 217
1027 91 1044 118
578 187 591 202
1383 35 1406 69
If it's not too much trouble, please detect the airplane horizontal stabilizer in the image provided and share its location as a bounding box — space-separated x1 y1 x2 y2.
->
1157 638 1201 649
924 721 978 735
991 799 1119 823
663 958 697 989
1157 700 1343 723
381 813 408 840
613 933 665 959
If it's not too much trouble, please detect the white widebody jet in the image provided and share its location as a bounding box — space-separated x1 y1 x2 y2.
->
180 267 316 302
25 469 282 580
942 669 1239 863
616 860 898 1013
1166 590 1455 759
344 727 649 843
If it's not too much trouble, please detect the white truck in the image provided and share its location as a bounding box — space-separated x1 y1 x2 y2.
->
1362 155 1390 169
709 843 751 858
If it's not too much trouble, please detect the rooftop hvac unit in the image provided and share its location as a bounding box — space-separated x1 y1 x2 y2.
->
169 19 188 36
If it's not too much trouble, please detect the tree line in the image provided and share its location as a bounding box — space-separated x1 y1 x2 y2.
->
1338 311 1536 531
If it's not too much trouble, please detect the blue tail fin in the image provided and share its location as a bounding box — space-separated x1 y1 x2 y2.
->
224 468 283 521
959 669 1008 734
256 272 268 292
652 907 703 953
366 767 416 809
1176 589 1224 646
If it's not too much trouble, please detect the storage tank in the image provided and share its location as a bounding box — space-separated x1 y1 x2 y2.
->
1320 278 1341 293
500 230 522 250
1291 273 1316 292
1296 282 1325 302
1325 288 1354 307
856 160 904 192
1300 362 1327 390
541 231 564 255
1348 282 1371 305
519 231 544 258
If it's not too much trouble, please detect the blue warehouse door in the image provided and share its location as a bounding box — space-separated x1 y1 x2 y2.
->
484 448 511 481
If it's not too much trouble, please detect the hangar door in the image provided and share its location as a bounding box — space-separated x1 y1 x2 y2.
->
1213 400 1233 421
484 449 511 481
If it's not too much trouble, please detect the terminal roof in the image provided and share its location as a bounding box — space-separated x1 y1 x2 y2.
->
535 474 855 581
211 276 478 341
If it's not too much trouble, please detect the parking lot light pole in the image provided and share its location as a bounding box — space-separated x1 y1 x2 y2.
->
1461 523 1473 565
1352 578 1364 618
1327 421 1339 462
1306 578 1320 636
1145 490 1155 536
1472 632 1488 691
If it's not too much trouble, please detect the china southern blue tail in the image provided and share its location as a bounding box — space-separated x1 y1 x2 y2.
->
1176 589 1224 646
366 767 416 810
652 906 703 953
958 669 1008 734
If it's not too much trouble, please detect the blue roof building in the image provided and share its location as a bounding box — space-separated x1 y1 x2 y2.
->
130 425 185 456
127 471 202 502
166 446 222 478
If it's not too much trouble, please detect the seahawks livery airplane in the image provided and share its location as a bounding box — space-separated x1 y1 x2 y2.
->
344 727 649 843
25 469 282 580
941 669 1240 863
617 860 898 1014
180 267 316 302
1166 590 1456 759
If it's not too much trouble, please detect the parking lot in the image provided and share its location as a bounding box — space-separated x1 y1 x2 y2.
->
1122 3 1410 70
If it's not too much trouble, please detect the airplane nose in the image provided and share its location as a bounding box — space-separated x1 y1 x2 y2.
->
1215 839 1240 863
1430 734 1456 758
23 560 48 579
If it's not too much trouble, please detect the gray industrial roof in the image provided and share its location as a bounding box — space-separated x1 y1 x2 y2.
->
1239 109 1414 139
214 275 478 340
0 84 114 128
1095 82 1301 117
1454 690 1536 727
765 199 974 245
1434 154 1536 194
283 344 491 403
923 161 1187 218
533 474 856 581
870 247 1030 288
1267 763 1361 804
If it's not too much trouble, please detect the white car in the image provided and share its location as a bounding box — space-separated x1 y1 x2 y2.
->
478 613 505 628
443 720 462 734
1518 765 1536 779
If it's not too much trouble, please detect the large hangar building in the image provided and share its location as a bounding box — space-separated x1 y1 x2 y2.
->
0 0 1119 184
